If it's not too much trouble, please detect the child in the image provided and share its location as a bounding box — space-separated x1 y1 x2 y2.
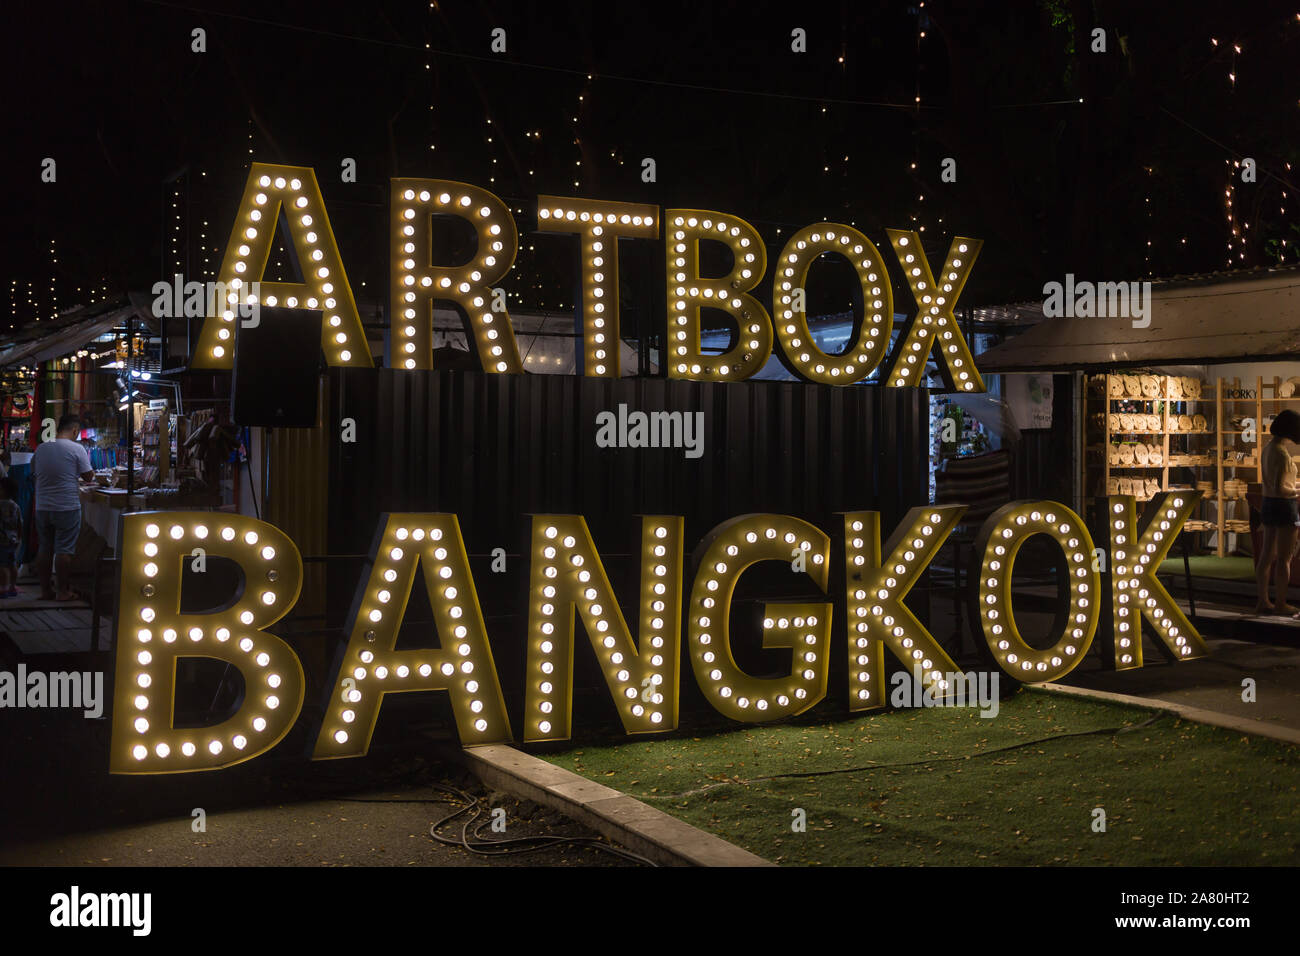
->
0 477 21 597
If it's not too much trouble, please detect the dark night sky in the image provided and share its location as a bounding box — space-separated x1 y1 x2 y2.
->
2 0 1298 332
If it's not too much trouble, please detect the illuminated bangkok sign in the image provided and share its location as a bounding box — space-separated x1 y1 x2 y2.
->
189 162 985 391
110 495 1205 774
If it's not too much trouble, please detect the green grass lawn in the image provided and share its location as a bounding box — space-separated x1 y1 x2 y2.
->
1158 555 1256 580
543 689 1300 866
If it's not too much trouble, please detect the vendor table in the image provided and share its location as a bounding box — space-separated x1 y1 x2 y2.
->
79 487 145 552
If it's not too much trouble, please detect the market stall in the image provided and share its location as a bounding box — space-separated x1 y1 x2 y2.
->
0 297 239 569
975 265 1300 578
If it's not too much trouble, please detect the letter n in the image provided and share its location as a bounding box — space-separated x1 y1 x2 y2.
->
524 516 684 740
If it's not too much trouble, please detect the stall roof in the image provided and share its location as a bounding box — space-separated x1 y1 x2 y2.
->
975 266 1300 372
0 297 154 368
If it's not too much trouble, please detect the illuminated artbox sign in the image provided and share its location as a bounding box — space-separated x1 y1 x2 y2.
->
191 162 986 391
110 493 1207 774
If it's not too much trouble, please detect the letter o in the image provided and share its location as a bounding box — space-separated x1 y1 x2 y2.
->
972 501 1099 683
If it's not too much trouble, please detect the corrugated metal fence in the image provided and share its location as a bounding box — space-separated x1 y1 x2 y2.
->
317 368 930 731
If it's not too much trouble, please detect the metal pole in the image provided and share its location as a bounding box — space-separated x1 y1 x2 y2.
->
125 313 135 508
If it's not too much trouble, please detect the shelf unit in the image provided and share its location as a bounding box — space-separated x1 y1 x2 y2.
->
1084 374 1216 534
1214 377 1262 556
141 405 170 487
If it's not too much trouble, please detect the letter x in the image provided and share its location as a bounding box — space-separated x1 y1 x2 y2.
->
881 230 983 392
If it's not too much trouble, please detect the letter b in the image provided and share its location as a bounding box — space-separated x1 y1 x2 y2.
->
109 512 304 773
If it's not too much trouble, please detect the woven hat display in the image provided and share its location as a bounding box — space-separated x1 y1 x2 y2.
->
1134 443 1150 465
1107 477 1121 495
1108 445 1121 466
1178 414 1193 431
1141 375 1160 398
1192 413 1207 431
1145 478 1160 497
1167 377 1183 399
1109 377 1124 397
1146 414 1161 431
1149 447 1163 466
1123 375 1142 397
1119 443 1135 464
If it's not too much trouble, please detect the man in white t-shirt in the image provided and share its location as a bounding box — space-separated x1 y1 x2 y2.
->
32 414 93 601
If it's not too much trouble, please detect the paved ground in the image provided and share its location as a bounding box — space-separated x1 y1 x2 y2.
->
0 771 644 867
1059 636 1300 733
0 700 645 867
924 583 1300 733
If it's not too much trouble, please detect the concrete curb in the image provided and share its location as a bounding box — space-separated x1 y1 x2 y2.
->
1037 682 1300 746
458 743 775 867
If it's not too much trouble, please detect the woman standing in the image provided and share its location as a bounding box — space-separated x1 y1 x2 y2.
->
1255 409 1300 615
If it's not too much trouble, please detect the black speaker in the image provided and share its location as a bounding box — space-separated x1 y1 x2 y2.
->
232 307 322 427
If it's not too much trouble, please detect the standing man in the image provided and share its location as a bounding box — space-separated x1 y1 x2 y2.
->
33 413 93 601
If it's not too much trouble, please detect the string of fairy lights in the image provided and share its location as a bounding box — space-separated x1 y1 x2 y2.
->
6 7 1299 336
1212 27 1300 269
911 1 928 239
5 238 113 331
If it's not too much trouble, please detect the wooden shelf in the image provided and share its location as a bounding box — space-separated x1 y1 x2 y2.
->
1085 374 1216 509
1216 375 1264 557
